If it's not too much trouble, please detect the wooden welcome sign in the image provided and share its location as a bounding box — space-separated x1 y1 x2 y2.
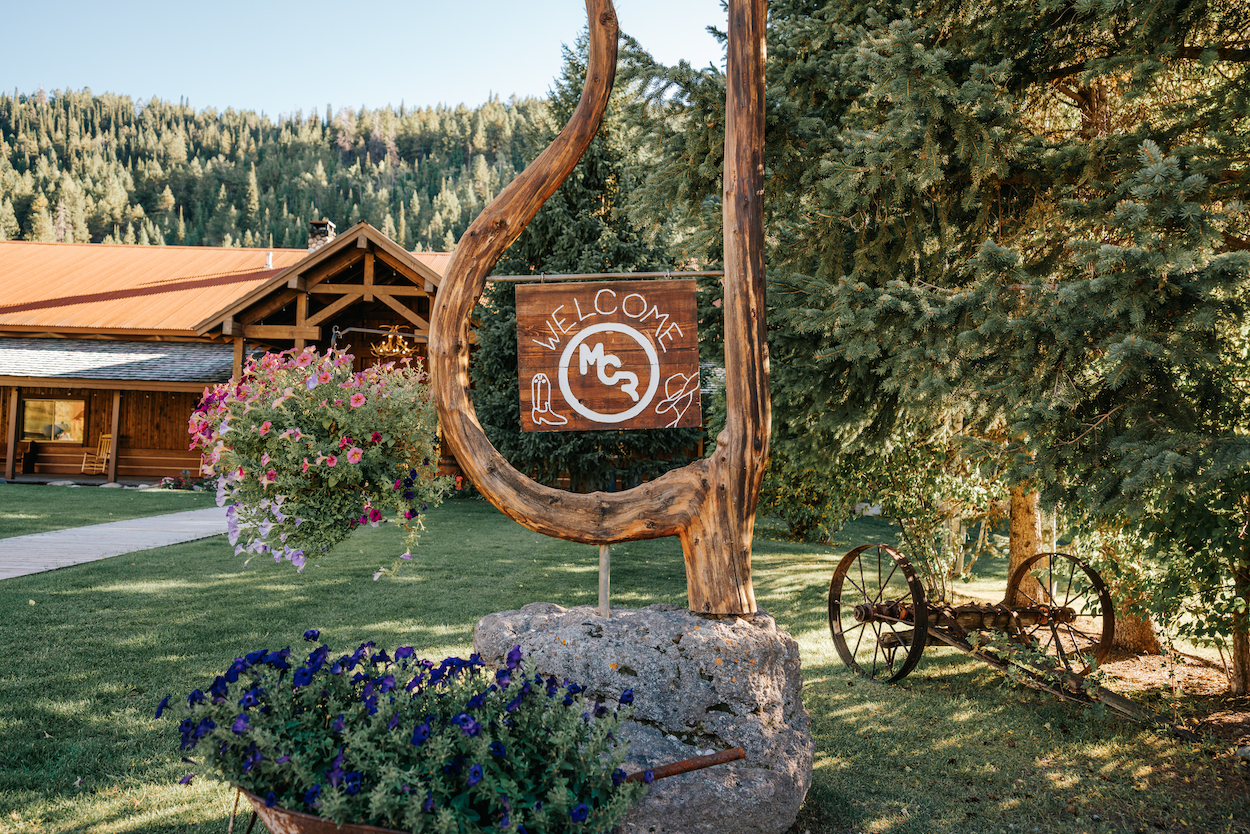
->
429 0 768 616
516 280 701 432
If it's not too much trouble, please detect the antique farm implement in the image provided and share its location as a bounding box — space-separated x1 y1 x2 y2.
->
826 544 1151 717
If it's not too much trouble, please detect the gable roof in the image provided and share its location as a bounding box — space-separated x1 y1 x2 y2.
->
191 223 450 335
0 241 308 335
0 231 451 339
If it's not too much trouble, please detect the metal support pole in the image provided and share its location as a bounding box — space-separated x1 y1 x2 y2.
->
599 544 611 618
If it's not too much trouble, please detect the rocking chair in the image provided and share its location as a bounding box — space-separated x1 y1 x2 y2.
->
81 434 111 474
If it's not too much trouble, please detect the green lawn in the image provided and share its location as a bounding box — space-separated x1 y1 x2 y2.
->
0 484 216 539
0 500 1244 833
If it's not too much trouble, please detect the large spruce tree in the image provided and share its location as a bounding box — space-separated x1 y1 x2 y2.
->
631 1 1250 689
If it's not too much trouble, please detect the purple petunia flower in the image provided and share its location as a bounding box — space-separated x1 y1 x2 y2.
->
505 696 523 712
292 667 314 688
343 772 362 795
243 744 263 772
506 645 523 670
490 742 506 758
570 803 590 823
304 784 321 806
232 714 250 734
154 695 170 719
179 773 195 785
410 721 431 746
466 691 487 710
187 689 206 706
394 646 415 660
643 770 655 783
208 676 229 701
466 764 483 786
303 629 320 642
423 791 435 813
612 768 626 787
331 713 346 733
265 791 276 808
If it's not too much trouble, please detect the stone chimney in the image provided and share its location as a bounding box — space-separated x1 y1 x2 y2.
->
308 219 337 252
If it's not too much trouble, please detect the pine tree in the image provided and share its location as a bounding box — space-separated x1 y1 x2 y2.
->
0 197 18 240
25 192 54 241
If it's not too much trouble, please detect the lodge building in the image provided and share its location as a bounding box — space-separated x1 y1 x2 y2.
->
0 221 450 484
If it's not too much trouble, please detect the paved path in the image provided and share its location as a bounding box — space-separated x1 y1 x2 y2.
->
0 507 227 580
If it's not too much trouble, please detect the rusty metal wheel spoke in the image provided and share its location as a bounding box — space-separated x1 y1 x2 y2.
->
1005 552 1114 675
828 544 928 683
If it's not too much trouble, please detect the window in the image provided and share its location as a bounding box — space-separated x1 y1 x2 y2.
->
22 399 86 442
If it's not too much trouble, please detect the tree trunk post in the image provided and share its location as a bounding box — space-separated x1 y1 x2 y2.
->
1007 485 1044 605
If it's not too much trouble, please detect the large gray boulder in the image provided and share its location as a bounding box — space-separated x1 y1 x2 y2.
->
474 603 813 834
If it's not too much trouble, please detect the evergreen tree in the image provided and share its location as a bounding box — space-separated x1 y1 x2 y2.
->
471 36 702 492
632 0 1250 689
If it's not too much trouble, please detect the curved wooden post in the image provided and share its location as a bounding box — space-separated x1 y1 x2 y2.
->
428 0 769 616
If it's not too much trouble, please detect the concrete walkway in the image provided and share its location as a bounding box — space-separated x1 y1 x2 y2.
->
0 507 228 580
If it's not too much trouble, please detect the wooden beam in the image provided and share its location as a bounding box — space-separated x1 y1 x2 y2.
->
372 248 421 282
222 317 236 336
364 253 375 302
239 289 298 326
0 377 214 393
287 249 366 291
357 235 370 249
233 337 245 378
294 294 309 351
305 292 361 327
4 387 18 481
308 283 428 296
242 325 322 340
376 292 430 331
107 390 121 483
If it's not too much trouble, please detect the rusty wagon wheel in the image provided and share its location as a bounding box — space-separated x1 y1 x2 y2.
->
1003 551 1115 675
828 544 929 683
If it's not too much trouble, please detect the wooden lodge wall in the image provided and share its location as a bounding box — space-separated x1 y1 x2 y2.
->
2 385 201 481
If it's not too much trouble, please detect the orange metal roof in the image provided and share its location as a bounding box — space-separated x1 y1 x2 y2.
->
0 241 310 334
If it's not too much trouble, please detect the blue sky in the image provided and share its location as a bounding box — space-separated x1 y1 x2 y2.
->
4 1 727 116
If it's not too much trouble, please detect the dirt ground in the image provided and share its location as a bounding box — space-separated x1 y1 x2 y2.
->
1100 648 1250 748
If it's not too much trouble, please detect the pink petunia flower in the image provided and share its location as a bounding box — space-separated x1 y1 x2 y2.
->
370 432 382 443
301 458 310 473
258 420 272 436
325 454 338 467
350 392 367 408
346 447 363 465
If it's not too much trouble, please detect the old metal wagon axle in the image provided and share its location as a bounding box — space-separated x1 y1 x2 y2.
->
828 544 1115 684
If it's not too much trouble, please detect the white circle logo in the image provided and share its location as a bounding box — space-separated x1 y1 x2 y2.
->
557 323 660 424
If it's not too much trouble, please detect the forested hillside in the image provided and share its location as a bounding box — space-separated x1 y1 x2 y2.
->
0 88 550 250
